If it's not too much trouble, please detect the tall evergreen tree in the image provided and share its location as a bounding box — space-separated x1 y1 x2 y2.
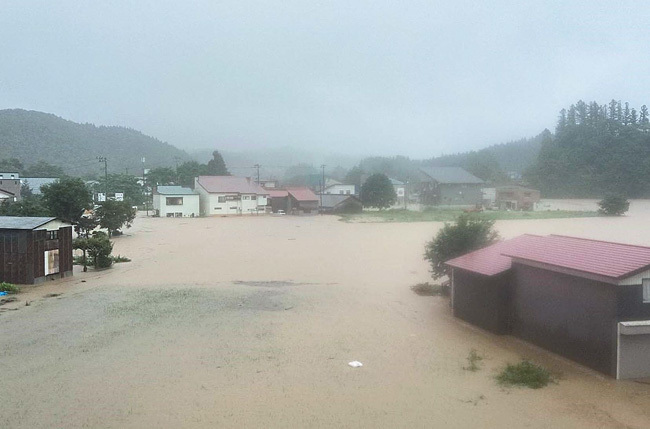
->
205 150 230 176
631 108 638 125
556 109 567 132
575 100 587 124
608 99 618 120
640 105 649 130
623 102 631 125
616 101 623 123
567 105 577 125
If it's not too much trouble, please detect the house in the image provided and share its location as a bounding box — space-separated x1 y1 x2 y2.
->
153 186 200 217
286 187 319 215
259 179 279 188
267 189 290 213
495 186 541 211
0 216 73 284
323 183 356 195
0 172 21 201
194 176 269 216
389 178 405 205
20 177 58 195
417 167 484 207
446 235 650 379
319 194 363 214
0 189 17 203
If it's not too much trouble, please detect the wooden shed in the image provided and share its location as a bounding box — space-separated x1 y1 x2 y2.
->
0 216 73 285
446 234 650 379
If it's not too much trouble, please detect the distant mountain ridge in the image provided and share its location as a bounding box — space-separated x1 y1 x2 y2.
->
0 109 191 176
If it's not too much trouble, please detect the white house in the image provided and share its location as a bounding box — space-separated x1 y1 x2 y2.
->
153 185 200 217
195 176 269 216
323 184 356 195
389 178 405 201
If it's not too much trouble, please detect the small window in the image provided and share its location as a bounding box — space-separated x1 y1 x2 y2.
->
218 196 226 203
46 230 58 240
166 197 183 206
242 195 250 200
643 279 650 303
251 195 257 200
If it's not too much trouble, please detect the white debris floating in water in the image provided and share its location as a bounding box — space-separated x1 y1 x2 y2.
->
348 361 363 368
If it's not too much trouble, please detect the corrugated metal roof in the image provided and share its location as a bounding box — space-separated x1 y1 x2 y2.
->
502 235 650 280
419 167 484 184
0 216 58 230
267 189 289 198
319 194 360 208
21 178 58 195
196 176 269 195
446 235 545 276
155 185 196 195
286 187 318 202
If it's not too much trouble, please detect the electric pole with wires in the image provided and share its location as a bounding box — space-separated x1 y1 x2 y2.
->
254 164 261 185
320 164 326 213
97 157 108 199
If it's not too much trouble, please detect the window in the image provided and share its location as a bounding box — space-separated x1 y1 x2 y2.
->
166 197 183 206
251 195 257 200
243 195 250 200
46 230 58 240
643 279 650 303
218 196 226 203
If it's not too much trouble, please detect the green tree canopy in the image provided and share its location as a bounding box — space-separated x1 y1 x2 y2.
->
424 214 500 279
360 173 396 209
93 174 144 206
147 167 177 186
598 194 630 216
205 150 230 176
95 200 136 237
41 177 92 223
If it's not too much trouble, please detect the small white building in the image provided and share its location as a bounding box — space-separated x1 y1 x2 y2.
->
195 176 269 216
323 184 356 195
153 185 200 217
389 178 405 203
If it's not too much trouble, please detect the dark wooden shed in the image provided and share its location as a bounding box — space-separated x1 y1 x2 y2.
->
0 216 73 285
446 234 650 379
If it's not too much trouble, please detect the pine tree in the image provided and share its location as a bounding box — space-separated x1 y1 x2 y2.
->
609 99 618 120
205 150 230 176
576 100 587 124
556 109 567 132
567 105 577 125
616 101 623 124
631 108 638 125
623 102 631 125
640 105 649 130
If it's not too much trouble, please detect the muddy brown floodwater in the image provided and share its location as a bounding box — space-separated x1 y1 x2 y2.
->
2 200 650 428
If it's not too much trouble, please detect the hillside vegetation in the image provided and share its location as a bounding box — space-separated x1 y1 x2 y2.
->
526 100 650 197
0 109 190 176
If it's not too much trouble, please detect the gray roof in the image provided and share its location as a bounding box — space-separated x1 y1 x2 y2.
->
155 185 197 195
419 167 484 184
21 178 58 195
389 178 404 185
319 194 361 208
0 216 58 230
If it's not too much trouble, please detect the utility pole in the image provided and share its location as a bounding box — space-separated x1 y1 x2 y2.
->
254 164 261 185
142 157 148 216
97 157 108 200
404 177 408 210
320 164 326 213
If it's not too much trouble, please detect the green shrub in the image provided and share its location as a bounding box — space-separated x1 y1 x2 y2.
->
0 282 21 294
496 360 554 389
598 194 630 216
463 349 484 372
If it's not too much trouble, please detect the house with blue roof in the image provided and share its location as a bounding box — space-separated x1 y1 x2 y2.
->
152 186 200 217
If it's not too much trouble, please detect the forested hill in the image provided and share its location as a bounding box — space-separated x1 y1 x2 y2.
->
526 100 650 198
0 109 190 176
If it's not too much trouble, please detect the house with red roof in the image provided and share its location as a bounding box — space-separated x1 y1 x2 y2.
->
194 176 269 216
446 235 650 379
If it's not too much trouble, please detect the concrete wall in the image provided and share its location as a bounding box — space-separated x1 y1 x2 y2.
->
439 184 483 206
452 268 511 334
197 190 268 216
618 323 650 379
511 263 618 376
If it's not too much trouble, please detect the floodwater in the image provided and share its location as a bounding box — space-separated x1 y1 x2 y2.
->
2 201 650 428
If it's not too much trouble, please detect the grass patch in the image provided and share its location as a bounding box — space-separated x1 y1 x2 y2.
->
111 255 132 263
463 349 484 372
410 282 446 296
496 360 554 389
0 282 21 294
339 208 600 223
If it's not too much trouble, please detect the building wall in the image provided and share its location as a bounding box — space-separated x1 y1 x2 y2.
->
617 284 650 320
511 263 618 376
153 194 200 217
197 190 268 216
452 268 511 334
324 184 355 195
439 184 483 206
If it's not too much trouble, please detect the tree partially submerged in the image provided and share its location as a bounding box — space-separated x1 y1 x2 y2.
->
360 173 396 209
424 214 499 279
598 194 630 216
95 200 136 237
74 232 114 270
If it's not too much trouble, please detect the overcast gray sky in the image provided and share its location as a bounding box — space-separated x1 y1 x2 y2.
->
2 1 649 158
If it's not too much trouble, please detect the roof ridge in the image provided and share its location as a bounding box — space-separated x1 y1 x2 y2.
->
548 234 650 250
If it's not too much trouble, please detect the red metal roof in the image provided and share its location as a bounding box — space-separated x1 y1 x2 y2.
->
196 176 269 195
502 235 650 280
445 235 545 276
286 187 318 202
267 189 289 198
